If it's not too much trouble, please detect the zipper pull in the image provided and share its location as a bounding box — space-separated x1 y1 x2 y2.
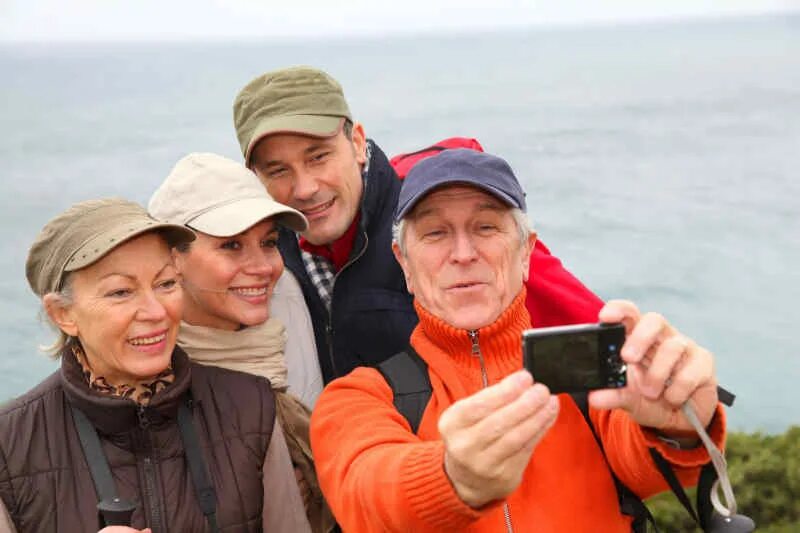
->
468 330 480 355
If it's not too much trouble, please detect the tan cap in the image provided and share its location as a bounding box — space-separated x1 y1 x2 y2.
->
148 152 307 237
233 65 352 165
26 198 196 297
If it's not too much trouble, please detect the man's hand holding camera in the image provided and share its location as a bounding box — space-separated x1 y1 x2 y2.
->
590 300 719 439
438 370 559 508
438 299 719 509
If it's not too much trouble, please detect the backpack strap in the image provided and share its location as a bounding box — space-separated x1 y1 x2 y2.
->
376 347 432 434
177 396 220 533
575 386 737 533
70 406 137 528
570 392 655 533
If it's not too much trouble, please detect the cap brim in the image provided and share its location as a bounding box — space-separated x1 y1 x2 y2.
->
65 221 196 272
245 115 344 165
187 197 308 237
395 179 518 222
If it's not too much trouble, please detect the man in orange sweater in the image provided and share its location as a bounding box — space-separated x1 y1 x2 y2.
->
309 149 726 532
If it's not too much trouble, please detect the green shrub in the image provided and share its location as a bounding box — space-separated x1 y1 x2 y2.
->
647 426 800 532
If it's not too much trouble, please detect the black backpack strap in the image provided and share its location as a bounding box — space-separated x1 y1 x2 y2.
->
376 346 432 434
70 406 137 528
574 385 737 533
571 392 655 533
177 396 220 533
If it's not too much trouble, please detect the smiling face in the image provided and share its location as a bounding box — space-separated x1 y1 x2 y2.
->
52 232 183 385
249 123 367 246
393 186 536 330
173 218 284 331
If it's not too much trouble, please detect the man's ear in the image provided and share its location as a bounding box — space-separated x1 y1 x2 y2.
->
522 230 537 283
392 242 414 295
350 122 368 165
43 293 79 337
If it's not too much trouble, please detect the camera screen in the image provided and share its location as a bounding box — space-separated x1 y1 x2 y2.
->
532 332 603 389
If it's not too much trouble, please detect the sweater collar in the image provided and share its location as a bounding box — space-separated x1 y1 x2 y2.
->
413 288 531 370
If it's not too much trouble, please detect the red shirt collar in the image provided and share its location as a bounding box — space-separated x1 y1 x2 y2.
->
298 213 361 272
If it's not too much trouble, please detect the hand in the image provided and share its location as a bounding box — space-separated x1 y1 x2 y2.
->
438 370 559 508
589 300 718 436
97 526 152 533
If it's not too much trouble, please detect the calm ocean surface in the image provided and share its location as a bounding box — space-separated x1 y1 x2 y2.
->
1 15 798 432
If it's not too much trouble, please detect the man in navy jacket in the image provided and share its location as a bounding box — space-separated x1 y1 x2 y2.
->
232 65 603 384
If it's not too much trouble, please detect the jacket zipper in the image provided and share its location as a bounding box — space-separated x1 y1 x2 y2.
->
468 331 514 533
325 231 370 378
137 405 165 533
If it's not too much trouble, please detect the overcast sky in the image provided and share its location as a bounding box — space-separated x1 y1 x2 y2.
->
2 0 798 42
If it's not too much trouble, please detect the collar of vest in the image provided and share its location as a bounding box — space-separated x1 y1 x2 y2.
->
358 140 401 233
60 345 192 436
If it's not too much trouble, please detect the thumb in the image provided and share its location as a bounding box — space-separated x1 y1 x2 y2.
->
588 387 628 411
588 365 644 411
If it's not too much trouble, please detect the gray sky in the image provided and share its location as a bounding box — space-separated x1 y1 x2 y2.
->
2 0 798 42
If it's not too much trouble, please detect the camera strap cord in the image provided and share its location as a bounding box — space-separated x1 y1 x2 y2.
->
648 392 755 533
70 396 220 533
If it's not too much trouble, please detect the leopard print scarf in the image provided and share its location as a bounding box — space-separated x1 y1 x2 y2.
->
72 343 174 405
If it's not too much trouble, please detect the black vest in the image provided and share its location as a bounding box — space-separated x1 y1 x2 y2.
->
0 347 274 533
279 141 418 383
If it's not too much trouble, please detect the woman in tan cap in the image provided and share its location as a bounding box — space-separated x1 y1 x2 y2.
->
148 153 335 533
0 198 311 533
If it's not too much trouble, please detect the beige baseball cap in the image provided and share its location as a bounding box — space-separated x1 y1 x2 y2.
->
26 198 196 296
233 66 352 166
148 152 307 237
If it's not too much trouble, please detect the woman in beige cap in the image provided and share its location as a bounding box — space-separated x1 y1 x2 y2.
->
149 153 335 533
0 198 311 533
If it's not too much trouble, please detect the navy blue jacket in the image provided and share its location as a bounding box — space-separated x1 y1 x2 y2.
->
278 141 417 383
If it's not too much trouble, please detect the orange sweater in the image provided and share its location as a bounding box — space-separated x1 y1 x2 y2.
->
310 291 726 532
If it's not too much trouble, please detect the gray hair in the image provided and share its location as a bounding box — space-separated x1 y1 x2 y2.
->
40 272 77 357
392 207 532 257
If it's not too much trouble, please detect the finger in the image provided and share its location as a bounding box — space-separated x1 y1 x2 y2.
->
621 312 674 364
639 336 687 400
597 300 640 333
480 395 560 468
588 363 645 411
663 346 714 407
472 383 552 447
439 370 533 431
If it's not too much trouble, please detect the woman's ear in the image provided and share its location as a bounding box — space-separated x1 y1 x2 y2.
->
43 293 79 337
172 247 186 273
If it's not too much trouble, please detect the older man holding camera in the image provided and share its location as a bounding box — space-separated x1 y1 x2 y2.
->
309 149 726 532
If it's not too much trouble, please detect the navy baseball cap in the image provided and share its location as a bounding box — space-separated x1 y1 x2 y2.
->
394 149 527 222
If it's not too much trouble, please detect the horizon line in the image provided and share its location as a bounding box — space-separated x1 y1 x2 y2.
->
2 9 798 46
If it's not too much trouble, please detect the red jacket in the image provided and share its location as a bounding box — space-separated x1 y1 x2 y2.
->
310 291 725 532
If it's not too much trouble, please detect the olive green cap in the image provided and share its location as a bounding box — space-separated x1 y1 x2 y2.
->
26 198 196 296
233 65 352 166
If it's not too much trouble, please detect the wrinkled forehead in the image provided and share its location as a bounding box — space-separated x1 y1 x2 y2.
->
408 184 510 220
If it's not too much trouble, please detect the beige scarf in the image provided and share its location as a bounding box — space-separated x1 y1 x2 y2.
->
177 318 335 533
177 318 289 391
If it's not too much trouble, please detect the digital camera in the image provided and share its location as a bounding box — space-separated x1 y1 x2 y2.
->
522 323 628 394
